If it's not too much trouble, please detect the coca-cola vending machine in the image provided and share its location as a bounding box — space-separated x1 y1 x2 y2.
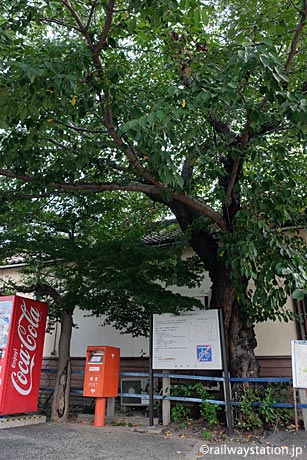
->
0 295 48 415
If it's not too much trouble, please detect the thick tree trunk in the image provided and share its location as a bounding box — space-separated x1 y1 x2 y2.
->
50 309 74 422
167 200 259 380
210 264 259 379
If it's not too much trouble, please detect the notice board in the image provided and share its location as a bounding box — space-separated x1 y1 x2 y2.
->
153 309 222 370
291 340 307 388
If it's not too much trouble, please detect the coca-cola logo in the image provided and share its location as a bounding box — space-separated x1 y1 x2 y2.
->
11 300 41 396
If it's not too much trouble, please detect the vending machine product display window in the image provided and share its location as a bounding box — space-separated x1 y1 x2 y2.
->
0 300 12 351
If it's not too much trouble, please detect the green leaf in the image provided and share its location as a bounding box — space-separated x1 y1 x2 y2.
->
127 17 137 34
292 289 305 301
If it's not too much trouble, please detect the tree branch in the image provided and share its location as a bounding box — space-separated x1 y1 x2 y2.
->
86 2 97 30
37 17 80 32
172 193 228 231
46 138 69 150
0 168 161 194
0 278 65 307
285 1 307 73
181 157 194 183
0 168 227 231
226 2 307 202
61 0 95 51
225 118 250 204
33 283 66 307
68 3 164 192
103 106 165 191
211 119 236 142
94 0 115 56
55 120 107 135
0 190 76 200
225 155 241 205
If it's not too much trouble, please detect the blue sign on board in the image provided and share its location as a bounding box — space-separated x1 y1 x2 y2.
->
197 345 212 362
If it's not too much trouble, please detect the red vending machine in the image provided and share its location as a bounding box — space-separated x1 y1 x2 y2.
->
0 295 48 415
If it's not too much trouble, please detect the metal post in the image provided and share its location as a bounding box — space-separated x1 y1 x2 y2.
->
149 313 154 426
218 308 233 435
298 389 307 431
106 397 115 417
94 397 106 426
294 387 298 432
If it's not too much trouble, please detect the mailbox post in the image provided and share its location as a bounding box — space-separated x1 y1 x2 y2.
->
83 346 120 427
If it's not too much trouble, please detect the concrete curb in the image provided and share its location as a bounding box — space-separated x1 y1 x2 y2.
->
0 414 46 430
77 413 159 426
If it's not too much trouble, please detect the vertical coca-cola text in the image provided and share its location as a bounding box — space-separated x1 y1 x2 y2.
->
11 301 41 396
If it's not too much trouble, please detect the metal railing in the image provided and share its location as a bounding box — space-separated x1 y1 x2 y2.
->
39 368 307 409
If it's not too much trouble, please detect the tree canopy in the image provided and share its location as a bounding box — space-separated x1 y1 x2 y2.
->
0 193 202 335
0 192 202 421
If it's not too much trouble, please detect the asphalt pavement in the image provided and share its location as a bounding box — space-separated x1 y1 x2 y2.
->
0 421 306 460
0 422 197 460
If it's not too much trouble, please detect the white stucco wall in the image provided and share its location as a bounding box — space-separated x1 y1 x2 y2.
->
0 248 300 359
253 227 306 355
255 318 297 356
69 309 149 357
0 265 57 357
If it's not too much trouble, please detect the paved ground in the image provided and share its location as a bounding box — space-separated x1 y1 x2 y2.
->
0 422 197 460
0 420 306 460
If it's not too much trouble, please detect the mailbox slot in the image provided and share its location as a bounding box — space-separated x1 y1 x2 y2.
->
88 351 104 364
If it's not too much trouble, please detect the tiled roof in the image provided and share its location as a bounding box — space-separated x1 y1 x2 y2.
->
5 255 26 265
142 228 181 247
142 220 181 247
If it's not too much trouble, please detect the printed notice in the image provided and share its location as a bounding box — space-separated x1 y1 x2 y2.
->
153 309 222 370
292 340 307 388
189 316 218 342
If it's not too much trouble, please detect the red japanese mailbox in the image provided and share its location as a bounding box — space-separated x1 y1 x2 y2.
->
0 295 48 415
83 346 120 426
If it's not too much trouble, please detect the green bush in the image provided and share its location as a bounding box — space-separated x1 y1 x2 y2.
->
235 386 262 431
235 384 294 431
170 382 220 428
259 386 293 428
171 403 191 422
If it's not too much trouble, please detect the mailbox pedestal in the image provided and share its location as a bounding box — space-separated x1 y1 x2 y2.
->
83 346 120 426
